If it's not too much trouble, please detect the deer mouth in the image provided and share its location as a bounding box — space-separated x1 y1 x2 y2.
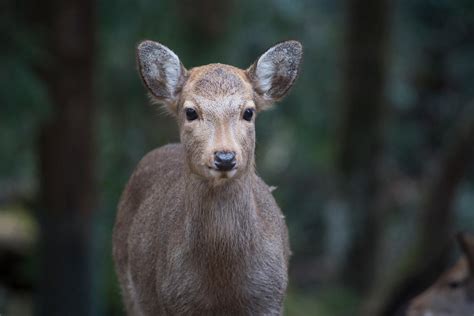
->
207 166 238 179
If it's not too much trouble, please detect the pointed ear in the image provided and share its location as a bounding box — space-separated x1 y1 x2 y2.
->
246 40 303 109
457 232 474 275
136 40 187 112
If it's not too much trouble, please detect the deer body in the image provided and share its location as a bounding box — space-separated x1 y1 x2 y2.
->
113 41 302 315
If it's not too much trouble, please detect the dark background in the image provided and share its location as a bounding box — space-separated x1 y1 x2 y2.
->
1 0 474 315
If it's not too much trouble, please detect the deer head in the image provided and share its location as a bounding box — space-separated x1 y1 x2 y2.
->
136 40 302 182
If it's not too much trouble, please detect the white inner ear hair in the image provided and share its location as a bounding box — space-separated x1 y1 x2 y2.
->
255 45 278 94
161 47 181 96
254 43 300 100
141 42 182 98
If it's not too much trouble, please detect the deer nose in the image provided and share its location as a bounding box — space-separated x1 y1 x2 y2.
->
214 151 236 171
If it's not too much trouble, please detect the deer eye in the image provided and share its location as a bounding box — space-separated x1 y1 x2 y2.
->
243 108 254 121
448 280 464 289
185 108 198 121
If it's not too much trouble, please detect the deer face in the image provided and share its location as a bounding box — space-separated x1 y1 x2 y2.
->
177 64 256 180
407 233 474 316
136 40 302 181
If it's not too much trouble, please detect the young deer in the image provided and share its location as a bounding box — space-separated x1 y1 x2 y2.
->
113 40 302 315
407 233 474 316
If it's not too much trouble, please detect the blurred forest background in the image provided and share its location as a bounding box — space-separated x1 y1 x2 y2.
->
1 0 474 315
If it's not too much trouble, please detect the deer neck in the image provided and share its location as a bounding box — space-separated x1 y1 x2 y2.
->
183 171 259 261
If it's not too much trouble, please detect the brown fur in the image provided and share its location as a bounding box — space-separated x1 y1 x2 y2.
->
191 64 246 99
113 40 302 315
406 233 474 316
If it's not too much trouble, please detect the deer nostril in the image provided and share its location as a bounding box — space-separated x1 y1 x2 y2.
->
214 151 236 171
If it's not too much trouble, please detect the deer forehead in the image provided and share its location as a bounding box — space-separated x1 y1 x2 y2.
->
182 64 254 112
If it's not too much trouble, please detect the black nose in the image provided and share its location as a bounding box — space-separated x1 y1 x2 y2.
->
214 151 236 171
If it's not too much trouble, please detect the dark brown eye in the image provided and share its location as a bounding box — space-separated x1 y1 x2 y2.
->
448 280 464 289
243 108 254 121
185 108 198 121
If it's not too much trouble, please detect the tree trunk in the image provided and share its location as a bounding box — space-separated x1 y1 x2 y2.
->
377 105 474 316
34 0 96 315
338 0 392 292
175 0 234 64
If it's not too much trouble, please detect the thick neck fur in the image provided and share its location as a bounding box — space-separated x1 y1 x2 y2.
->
183 170 259 286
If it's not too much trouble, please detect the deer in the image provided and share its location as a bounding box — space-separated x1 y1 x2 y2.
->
406 232 474 316
112 40 303 315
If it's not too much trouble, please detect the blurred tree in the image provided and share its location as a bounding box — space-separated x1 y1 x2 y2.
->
32 0 97 314
376 106 474 316
177 0 234 42
338 0 392 292
365 1 474 313
174 0 235 64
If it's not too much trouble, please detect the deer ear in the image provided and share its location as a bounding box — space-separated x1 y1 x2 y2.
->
457 232 474 274
247 40 302 109
137 40 187 112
